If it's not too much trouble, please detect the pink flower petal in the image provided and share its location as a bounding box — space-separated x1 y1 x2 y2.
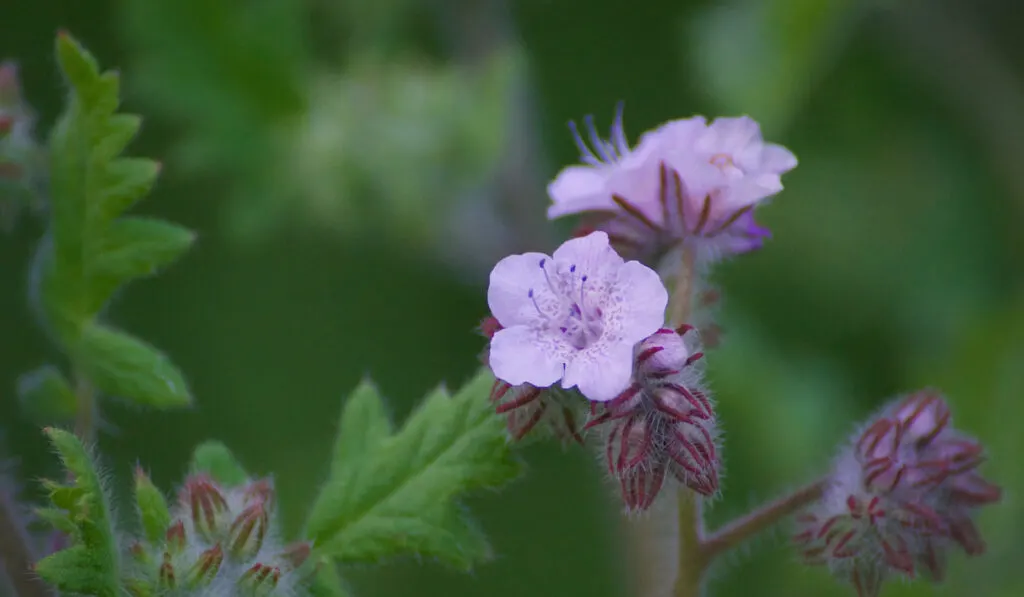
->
563 343 635 402
489 326 565 388
547 166 615 218
487 252 551 327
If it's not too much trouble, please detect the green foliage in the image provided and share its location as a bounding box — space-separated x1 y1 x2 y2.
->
16 364 77 422
76 323 191 408
133 468 170 544
34 428 120 597
120 0 307 242
305 369 521 570
190 440 249 487
24 32 193 415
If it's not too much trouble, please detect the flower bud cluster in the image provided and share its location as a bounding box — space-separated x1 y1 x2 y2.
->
585 326 720 511
793 390 1001 596
129 472 314 596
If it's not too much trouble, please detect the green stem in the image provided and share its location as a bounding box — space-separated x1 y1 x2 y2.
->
668 247 704 597
701 479 827 560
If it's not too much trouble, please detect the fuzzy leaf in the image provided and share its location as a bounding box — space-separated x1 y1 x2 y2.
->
190 441 248 487
305 368 520 569
37 32 190 345
87 216 195 311
77 322 191 407
134 469 169 544
35 427 119 597
16 364 77 422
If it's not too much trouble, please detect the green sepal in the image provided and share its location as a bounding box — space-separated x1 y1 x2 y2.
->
134 468 170 544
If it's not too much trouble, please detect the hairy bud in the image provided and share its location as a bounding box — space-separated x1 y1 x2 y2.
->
586 327 720 511
794 390 1001 596
480 316 586 444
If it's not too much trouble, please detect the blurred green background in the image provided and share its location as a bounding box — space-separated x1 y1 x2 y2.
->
2 0 1022 596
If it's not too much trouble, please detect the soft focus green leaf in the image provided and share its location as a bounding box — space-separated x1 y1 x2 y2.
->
87 216 195 311
39 32 189 348
35 427 119 597
77 322 191 407
190 440 249 487
687 0 861 130
16 364 77 422
305 368 521 569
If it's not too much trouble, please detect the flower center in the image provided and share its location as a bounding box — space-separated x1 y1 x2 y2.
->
529 258 604 350
709 153 735 170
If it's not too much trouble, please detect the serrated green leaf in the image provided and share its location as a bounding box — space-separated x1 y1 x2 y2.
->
134 469 169 544
39 428 119 597
93 113 141 162
190 441 248 487
16 364 77 422
87 217 194 312
77 322 191 407
38 32 188 347
329 379 393 480
95 157 159 227
34 506 78 535
305 368 520 570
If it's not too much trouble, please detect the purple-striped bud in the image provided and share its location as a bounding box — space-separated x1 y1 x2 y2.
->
228 500 269 561
239 563 282 592
185 544 223 587
182 475 229 543
587 327 720 511
794 390 1001 596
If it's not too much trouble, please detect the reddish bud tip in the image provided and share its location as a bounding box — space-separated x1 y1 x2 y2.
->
228 501 269 561
183 475 229 542
186 544 224 587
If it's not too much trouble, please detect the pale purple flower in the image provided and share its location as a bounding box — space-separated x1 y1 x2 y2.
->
547 108 796 264
486 231 667 402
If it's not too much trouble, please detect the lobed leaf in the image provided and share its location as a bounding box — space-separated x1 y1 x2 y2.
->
87 216 195 312
77 322 191 408
36 32 192 407
35 427 120 597
305 368 521 570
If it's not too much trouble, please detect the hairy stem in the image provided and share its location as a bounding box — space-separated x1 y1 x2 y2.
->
668 247 703 597
673 489 706 596
0 495 53 597
701 479 827 560
72 369 95 442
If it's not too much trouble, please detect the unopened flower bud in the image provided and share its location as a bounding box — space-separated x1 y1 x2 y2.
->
165 520 186 554
228 500 269 561
278 541 312 570
185 543 224 587
588 327 719 511
239 563 282 593
182 475 229 543
158 552 177 590
794 390 1001 595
